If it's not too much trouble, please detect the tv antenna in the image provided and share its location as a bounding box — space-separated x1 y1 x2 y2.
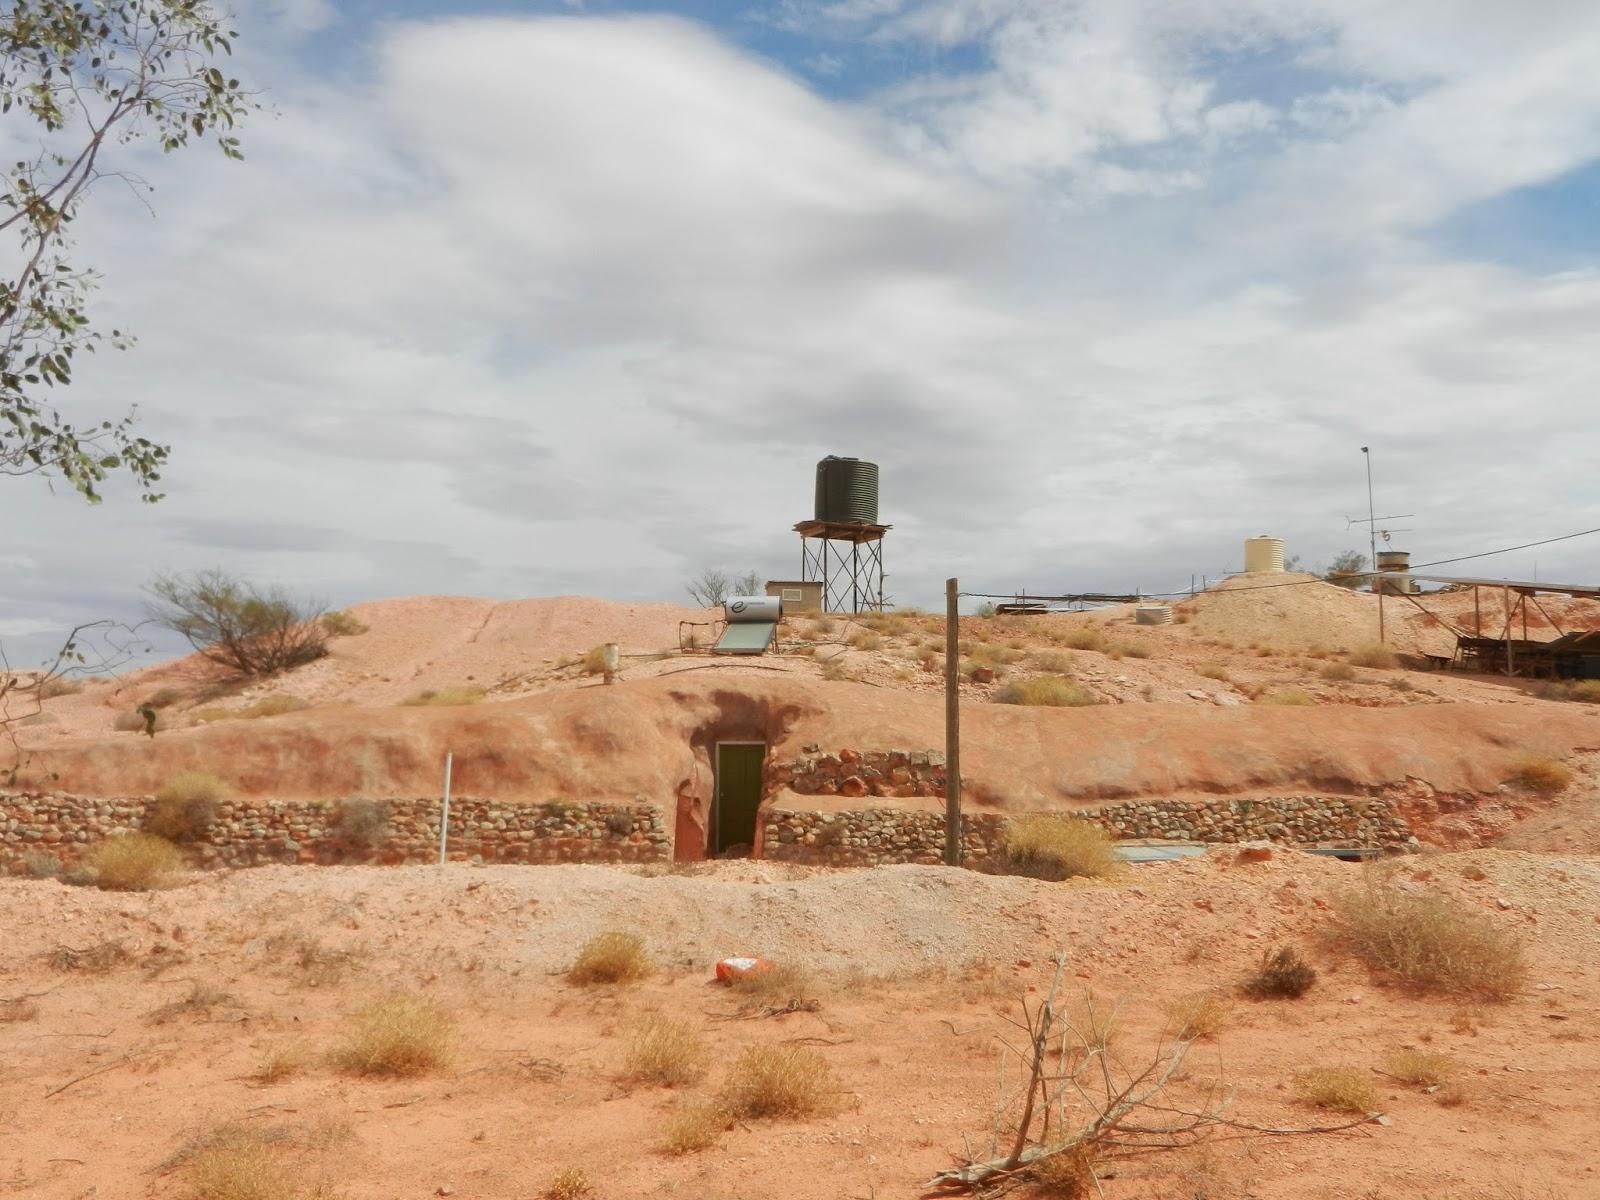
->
1346 512 1413 530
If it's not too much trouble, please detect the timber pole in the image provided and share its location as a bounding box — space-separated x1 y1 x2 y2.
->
945 577 962 867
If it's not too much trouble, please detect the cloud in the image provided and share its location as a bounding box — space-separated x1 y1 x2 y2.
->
5 4 1600 667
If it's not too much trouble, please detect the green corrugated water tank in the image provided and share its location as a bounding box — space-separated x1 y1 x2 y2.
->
814 456 879 524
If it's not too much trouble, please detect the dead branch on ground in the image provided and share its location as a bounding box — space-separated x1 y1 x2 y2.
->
926 950 1384 1195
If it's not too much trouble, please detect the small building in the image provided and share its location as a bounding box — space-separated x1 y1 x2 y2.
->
765 580 824 614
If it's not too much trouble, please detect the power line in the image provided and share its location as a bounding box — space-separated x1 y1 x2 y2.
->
959 523 1600 604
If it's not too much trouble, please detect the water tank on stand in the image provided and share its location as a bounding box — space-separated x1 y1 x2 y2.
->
1376 550 1413 594
1243 536 1286 574
814 456 879 524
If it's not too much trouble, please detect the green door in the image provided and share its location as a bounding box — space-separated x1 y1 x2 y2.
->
714 744 765 856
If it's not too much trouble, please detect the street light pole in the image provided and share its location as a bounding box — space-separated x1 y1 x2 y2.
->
1362 446 1384 643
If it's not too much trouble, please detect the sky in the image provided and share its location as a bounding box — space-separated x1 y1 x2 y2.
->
6 0 1600 665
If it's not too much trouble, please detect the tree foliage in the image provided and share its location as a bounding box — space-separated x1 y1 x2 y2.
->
1323 550 1369 590
1 0 254 502
146 569 327 677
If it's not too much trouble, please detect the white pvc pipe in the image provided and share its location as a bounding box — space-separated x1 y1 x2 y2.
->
438 751 453 866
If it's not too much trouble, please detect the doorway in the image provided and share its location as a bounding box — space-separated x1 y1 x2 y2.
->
713 742 765 856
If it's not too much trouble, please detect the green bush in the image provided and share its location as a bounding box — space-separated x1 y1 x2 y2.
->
321 610 369 637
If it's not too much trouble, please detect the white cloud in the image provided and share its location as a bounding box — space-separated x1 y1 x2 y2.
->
5 5 1600 666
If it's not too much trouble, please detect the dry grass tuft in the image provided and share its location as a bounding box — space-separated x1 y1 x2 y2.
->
569 931 651 986
192 695 311 724
728 961 818 1007
660 1103 730 1155
1507 756 1572 796
542 1168 593 1200
621 1015 709 1087
1319 662 1357 682
331 993 453 1077
1334 881 1527 1000
718 1044 837 1120
255 1041 312 1084
148 980 236 1023
47 939 130 973
1259 689 1315 706
1196 662 1230 682
848 630 884 651
1294 1066 1378 1113
994 815 1117 881
400 686 485 707
145 772 226 841
182 1126 304 1200
1161 990 1232 1041
995 675 1099 707
85 833 183 891
321 610 368 637
1031 1145 1097 1198
1348 643 1399 669
1027 649 1076 674
1062 628 1108 652
1243 945 1317 999
1385 1048 1456 1087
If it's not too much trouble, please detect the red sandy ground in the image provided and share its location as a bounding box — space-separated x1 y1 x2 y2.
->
3 848 1597 1200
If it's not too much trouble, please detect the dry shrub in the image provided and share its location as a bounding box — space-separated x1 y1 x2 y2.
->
1294 1066 1378 1113
995 675 1099 707
1243 945 1317 999
192 695 310 724
37 675 83 698
1032 1144 1096 1198
1563 679 1600 703
1334 881 1527 999
0 998 39 1022
728 961 817 1007
580 645 612 675
820 659 859 683
848 631 883 652
1348 643 1399 669
542 1168 592 1200
1196 663 1230 682
1507 757 1571 796
995 815 1117 881
1063 628 1107 652
331 798 388 848
1161 990 1232 1041
399 687 484 707
1122 643 1152 659
184 1127 297 1200
255 1041 312 1084
321 610 368 637
621 1015 708 1087
1028 649 1076 674
660 1103 729 1155
718 1044 837 1119
569 931 650 986
22 850 60 878
1319 662 1357 682
279 936 360 988
145 772 226 841
1385 1048 1456 1087
331 993 453 1077
1259 689 1315 706
85 833 183 891
48 939 130 973
148 980 236 1023
1066 991 1122 1054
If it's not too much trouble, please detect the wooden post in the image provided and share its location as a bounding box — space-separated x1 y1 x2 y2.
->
944 578 962 867
438 752 454 866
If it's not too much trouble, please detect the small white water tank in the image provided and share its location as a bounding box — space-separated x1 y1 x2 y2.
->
1244 536 1285 574
1135 605 1174 626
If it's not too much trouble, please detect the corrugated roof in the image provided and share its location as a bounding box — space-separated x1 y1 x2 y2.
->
1376 573 1600 599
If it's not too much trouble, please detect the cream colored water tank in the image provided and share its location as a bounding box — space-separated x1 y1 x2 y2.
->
1135 605 1174 626
1244 536 1285 574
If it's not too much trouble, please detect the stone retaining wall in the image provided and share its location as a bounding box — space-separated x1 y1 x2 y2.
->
763 794 1416 867
770 747 946 799
0 791 668 874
